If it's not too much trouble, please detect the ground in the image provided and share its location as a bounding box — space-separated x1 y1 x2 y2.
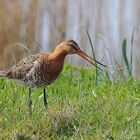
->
0 64 140 140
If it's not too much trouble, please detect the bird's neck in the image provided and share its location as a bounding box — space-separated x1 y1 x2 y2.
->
50 47 67 61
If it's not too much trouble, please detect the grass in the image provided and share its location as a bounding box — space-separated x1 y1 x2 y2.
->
0 64 140 139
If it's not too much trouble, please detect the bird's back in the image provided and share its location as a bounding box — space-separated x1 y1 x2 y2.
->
5 53 42 80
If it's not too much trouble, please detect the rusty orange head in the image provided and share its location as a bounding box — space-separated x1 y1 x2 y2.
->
65 40 106 70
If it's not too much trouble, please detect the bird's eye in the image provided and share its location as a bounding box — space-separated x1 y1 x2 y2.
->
69 43 75 47
69 44 78 51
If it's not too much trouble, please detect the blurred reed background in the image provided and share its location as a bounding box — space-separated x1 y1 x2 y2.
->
0 0 140 78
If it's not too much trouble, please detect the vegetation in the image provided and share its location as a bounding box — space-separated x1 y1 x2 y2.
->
0 64 140 140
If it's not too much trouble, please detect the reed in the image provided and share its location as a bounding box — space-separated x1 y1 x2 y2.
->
84 28 99 85
122 39 132 76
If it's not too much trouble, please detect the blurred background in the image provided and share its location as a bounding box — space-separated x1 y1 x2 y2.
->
0 0 140 78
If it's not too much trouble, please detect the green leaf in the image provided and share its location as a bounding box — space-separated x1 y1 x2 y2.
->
122 39 131 76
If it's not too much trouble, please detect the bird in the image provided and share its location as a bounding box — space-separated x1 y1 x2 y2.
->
0 40 106 115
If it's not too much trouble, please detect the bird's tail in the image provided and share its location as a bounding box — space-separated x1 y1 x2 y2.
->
0 71 7 77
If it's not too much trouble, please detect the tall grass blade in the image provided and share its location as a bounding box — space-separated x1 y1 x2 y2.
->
122 39 131 76
84 28 98 85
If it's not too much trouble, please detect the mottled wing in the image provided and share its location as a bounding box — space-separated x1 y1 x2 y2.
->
6 53 43 80
24 53 50 87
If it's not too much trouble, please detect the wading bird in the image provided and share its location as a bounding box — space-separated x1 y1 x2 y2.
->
0 40 106 115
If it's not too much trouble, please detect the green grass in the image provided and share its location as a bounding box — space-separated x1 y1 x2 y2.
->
0 64 140 140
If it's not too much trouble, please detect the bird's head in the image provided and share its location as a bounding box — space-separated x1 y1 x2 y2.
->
57 40 80 54
56 40 106 70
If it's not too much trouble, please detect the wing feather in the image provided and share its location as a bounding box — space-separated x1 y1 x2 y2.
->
6 53 42 79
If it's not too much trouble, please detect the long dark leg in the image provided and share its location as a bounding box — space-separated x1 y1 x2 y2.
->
28 87 32 116
43 88 48 110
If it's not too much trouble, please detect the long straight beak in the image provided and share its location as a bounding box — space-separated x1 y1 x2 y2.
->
77 50 106 71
